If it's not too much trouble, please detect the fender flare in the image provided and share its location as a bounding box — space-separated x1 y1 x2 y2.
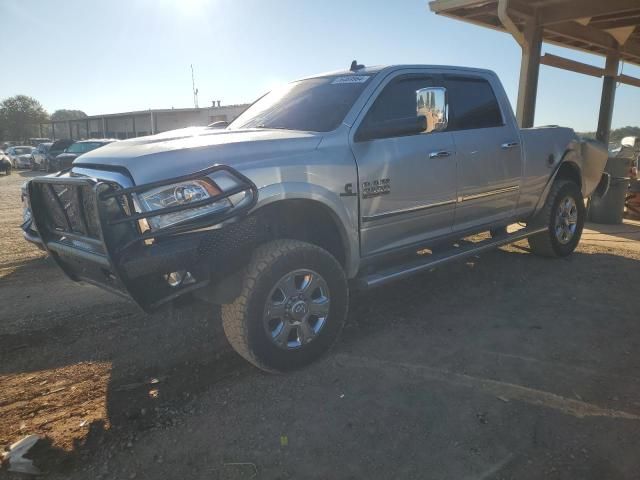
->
252 182 360 278
531 150 582 218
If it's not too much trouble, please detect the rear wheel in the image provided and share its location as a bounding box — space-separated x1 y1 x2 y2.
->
527 179 584 257
222 240 348 373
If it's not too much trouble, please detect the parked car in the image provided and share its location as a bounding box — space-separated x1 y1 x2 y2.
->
0 150 11 175
44 139 74 172
23 64 608 373
28 137 51 147
48 139 117 172
31 142 52 170
6 146 34 169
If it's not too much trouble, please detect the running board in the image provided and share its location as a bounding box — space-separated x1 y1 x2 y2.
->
357 226 547 290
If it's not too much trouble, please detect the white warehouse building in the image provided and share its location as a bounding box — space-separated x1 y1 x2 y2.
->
39 104 249 141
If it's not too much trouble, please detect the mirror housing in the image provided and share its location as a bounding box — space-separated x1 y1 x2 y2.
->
416 87 448 133
357 115 427 142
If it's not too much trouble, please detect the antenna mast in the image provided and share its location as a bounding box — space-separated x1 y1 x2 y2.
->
191 64 199 108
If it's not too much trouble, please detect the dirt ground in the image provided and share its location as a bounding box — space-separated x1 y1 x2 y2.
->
1 170 640 479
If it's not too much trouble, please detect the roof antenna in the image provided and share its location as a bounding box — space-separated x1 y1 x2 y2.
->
350 60 365 72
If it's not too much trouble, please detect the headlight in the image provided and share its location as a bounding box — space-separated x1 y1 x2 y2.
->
137 179 231 230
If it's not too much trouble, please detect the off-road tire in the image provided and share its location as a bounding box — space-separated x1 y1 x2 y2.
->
221 240 348 373
527 179 584 257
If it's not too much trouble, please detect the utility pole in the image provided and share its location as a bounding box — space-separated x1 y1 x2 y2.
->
191 64 199 108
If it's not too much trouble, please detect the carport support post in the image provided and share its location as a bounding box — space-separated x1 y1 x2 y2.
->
516 18 543 128
150 111 156 134
102 118 107 138
596 54 620 144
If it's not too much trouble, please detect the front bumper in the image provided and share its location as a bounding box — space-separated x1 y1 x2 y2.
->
15 157 32 168
28 166 258 311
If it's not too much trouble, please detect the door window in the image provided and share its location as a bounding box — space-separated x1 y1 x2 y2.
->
445 77 503 130
362 76 436 129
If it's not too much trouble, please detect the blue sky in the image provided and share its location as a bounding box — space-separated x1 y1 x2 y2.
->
2 0 639 132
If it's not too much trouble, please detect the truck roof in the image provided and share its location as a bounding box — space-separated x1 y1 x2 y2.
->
304 64 496 80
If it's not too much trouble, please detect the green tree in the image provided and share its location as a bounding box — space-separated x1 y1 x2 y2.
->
0 95 49 141
51 109 87 121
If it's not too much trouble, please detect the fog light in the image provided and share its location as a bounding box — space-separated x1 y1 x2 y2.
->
165 270 185 287
164 270 196 287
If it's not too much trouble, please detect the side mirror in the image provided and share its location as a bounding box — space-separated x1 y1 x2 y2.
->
416 87 448 133
357 115 427 142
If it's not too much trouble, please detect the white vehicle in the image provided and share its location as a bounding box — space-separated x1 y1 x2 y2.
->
6 146 34 169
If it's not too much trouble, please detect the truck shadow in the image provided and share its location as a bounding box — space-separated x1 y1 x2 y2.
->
0 243 639 475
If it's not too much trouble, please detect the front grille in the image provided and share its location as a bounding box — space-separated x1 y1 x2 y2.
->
39 183 102 238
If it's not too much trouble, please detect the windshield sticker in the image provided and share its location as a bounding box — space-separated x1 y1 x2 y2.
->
331 76 370 85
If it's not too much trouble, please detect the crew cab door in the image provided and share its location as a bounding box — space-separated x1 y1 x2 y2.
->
350 72 457 257
444 74 523 230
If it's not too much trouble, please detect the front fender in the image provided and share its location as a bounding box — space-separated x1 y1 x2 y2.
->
254 182 360 278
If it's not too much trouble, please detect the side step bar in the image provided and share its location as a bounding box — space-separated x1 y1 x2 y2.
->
357 226 548 290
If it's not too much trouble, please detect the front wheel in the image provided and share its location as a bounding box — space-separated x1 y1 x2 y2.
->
222 240 348 373
527 179 585 257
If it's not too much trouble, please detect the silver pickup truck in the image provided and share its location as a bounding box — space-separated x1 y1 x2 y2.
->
24 63 608 372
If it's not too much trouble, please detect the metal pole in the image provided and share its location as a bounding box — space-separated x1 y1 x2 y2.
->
596 54 620 144
52 122 56 141
68 121 73 140
515 18 543 128
132 115 137 137
102 118 107 138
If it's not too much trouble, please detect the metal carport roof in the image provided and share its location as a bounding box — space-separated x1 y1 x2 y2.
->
429 0 640 140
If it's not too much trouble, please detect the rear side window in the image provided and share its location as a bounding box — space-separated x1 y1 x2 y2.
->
445 77 502 130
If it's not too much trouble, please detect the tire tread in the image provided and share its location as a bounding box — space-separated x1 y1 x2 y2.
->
222 239 344 372
527 179 582 257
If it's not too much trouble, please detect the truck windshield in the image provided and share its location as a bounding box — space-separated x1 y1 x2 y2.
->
228 75 372 132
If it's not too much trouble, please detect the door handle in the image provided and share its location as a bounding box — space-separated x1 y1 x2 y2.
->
501 142 520 150
429 150 451 159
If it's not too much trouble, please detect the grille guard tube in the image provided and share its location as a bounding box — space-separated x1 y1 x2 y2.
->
29 165 258 311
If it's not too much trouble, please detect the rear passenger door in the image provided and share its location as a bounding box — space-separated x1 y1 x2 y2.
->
445 75 522 231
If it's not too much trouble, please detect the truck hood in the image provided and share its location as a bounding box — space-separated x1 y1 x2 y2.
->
73 127 323 184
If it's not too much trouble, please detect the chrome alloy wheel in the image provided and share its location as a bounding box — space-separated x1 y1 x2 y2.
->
263 269 330 349
554 196 578 244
